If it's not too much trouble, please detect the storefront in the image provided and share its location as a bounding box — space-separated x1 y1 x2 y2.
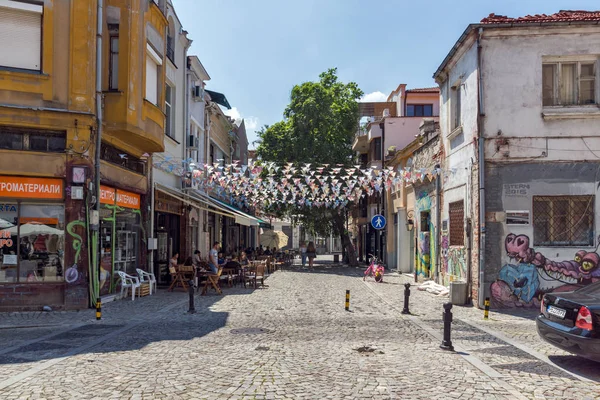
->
99 185 143 296
0 176 67 308
154 189 183 285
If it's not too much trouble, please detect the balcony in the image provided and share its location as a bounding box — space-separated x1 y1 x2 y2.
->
352 134 368 153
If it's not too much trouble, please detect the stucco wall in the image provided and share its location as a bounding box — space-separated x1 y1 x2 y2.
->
485 162 600 308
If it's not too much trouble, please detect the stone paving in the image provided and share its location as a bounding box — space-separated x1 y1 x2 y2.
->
0 262 597 399
362 270 600 400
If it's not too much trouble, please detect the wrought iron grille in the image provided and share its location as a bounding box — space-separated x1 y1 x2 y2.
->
533 195 594 246
449 200 464 246
100 143 145 175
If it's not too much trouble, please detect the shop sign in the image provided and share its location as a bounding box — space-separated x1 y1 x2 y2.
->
0 176 63 199
100 185 140 209
0 230 13 248
116 189 140 209
100 185 116 205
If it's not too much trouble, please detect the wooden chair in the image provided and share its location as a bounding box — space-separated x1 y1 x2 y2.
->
201 266 223 295
168 266 188 292
246 263 266 289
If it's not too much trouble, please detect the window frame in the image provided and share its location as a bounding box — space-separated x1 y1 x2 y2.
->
542 56 599 107
0 127 65 152
108 28 119 91
0 0 44 72
145 43 162 106
533 195 594 247
406 104 434 117
165 83 173 138
451 82 461 131
449 200 465 246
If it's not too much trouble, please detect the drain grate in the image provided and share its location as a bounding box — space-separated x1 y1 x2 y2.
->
230 328 271 335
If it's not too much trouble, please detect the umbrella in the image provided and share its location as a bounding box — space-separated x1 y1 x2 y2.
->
5 222 63 236
0 218 13 229
260 230 289 250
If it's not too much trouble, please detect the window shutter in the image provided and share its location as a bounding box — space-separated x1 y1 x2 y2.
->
0 5 42 70
145 56 158 105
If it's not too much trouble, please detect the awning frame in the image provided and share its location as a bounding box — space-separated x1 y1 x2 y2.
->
154 183 235 219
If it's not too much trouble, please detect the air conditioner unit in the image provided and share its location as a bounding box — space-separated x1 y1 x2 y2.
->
188 135 198 148
193 85 203 99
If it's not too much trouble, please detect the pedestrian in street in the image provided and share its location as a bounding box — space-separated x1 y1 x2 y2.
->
299 241 307 268
208 242 220 274
307 241 316 269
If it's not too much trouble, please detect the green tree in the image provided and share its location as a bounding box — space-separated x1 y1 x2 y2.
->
256 68 362 266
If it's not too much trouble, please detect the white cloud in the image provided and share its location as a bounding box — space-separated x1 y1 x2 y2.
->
224 107 260 130
245 117 259 130
360 91 388 103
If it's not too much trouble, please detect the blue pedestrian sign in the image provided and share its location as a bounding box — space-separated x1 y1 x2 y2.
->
371 214 386 230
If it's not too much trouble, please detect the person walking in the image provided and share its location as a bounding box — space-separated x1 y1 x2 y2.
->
299 241 307 268
208 242 220 274
307 241 316 269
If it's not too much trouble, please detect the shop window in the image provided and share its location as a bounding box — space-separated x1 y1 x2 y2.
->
0 203 65 283
449 200 464 246
533 195 594 246
0 203 18 282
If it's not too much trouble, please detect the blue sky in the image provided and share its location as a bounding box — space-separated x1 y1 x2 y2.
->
174 0 600 148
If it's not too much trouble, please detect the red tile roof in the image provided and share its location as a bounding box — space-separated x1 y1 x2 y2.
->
481 10 600 24
406 87 439 93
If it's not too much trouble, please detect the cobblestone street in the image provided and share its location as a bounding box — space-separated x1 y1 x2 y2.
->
0 260 598 399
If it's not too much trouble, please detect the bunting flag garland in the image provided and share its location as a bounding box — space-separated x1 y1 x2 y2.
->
153 158 457 209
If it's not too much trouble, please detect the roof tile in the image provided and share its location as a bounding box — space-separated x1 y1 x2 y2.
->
481 10 600 24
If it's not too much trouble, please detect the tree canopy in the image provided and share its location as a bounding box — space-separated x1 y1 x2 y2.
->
256 68 363 263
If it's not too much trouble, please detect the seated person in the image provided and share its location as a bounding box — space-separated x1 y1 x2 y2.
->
217 252 225 265
239 252 249 266
183 256 193 266
192 250 202 268
264 247 272 256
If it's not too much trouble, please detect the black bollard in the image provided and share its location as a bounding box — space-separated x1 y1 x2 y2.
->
401 283 411 314
440 302 454 351
95 297 101 320
187 280 196 314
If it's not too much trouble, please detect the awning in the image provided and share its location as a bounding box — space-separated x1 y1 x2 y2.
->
154 184 235 219
192 191 261 227
205 89 231 110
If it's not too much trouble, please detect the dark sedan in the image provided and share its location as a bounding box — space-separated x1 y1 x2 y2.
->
536 281 600 362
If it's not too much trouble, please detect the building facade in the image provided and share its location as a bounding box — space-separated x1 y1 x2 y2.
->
434 10 600 308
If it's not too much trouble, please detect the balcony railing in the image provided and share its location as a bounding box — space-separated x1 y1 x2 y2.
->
101 143 146 175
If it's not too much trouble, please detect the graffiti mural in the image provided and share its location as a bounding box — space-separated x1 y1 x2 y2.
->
441 232 449 274
448 247 467 281
415 190 435 278
491 233 600 307
65 219 86 285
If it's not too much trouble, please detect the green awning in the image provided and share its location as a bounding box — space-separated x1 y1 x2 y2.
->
205 89 231 109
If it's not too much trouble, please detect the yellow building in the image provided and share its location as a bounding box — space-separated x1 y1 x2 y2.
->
0 0 166 310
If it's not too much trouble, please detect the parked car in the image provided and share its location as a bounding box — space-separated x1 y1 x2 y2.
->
536 281 600 362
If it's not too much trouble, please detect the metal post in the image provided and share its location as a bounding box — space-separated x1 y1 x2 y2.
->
345 290 350 311
484 297 490 320
95 298 101 320
401 283 411 314
440 302 454 351
188 280 196 314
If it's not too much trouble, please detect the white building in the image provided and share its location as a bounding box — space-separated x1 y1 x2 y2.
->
434 10 600 308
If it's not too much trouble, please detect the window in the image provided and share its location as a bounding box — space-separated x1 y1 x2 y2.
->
145 44 162 106
543 61 597 106
449 200 464 246
209 143 214 164
533 195 594 246
371 138 382 161
108 26 119 91
100 143 145 174
0 1 43 71
0 127 65 152
0 203 65 283
165 84 173 137
406 104 434 117
451 84 461 130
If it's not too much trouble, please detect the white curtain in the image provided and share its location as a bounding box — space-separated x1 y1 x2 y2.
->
560 63 576 105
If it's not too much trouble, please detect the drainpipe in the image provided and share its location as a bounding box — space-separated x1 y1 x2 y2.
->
379 120 386 264
435 163 441 283
476 27 487 309
92 0 103 303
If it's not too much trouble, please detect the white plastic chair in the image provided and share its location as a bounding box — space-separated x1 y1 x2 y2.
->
136 268 157 295
117 271 141 301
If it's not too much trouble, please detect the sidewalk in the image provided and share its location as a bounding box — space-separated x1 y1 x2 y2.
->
363 272 600 400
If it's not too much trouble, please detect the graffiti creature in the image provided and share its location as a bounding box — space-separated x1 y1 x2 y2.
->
492 233 600 307
505 234 600 281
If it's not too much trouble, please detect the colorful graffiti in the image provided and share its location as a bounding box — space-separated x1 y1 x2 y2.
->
65 219 86 285
448 247 467 280
415 191 435 278
441 233 449 274
491 233 600 307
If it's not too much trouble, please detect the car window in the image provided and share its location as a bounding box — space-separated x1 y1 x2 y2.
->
576 281 600 295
